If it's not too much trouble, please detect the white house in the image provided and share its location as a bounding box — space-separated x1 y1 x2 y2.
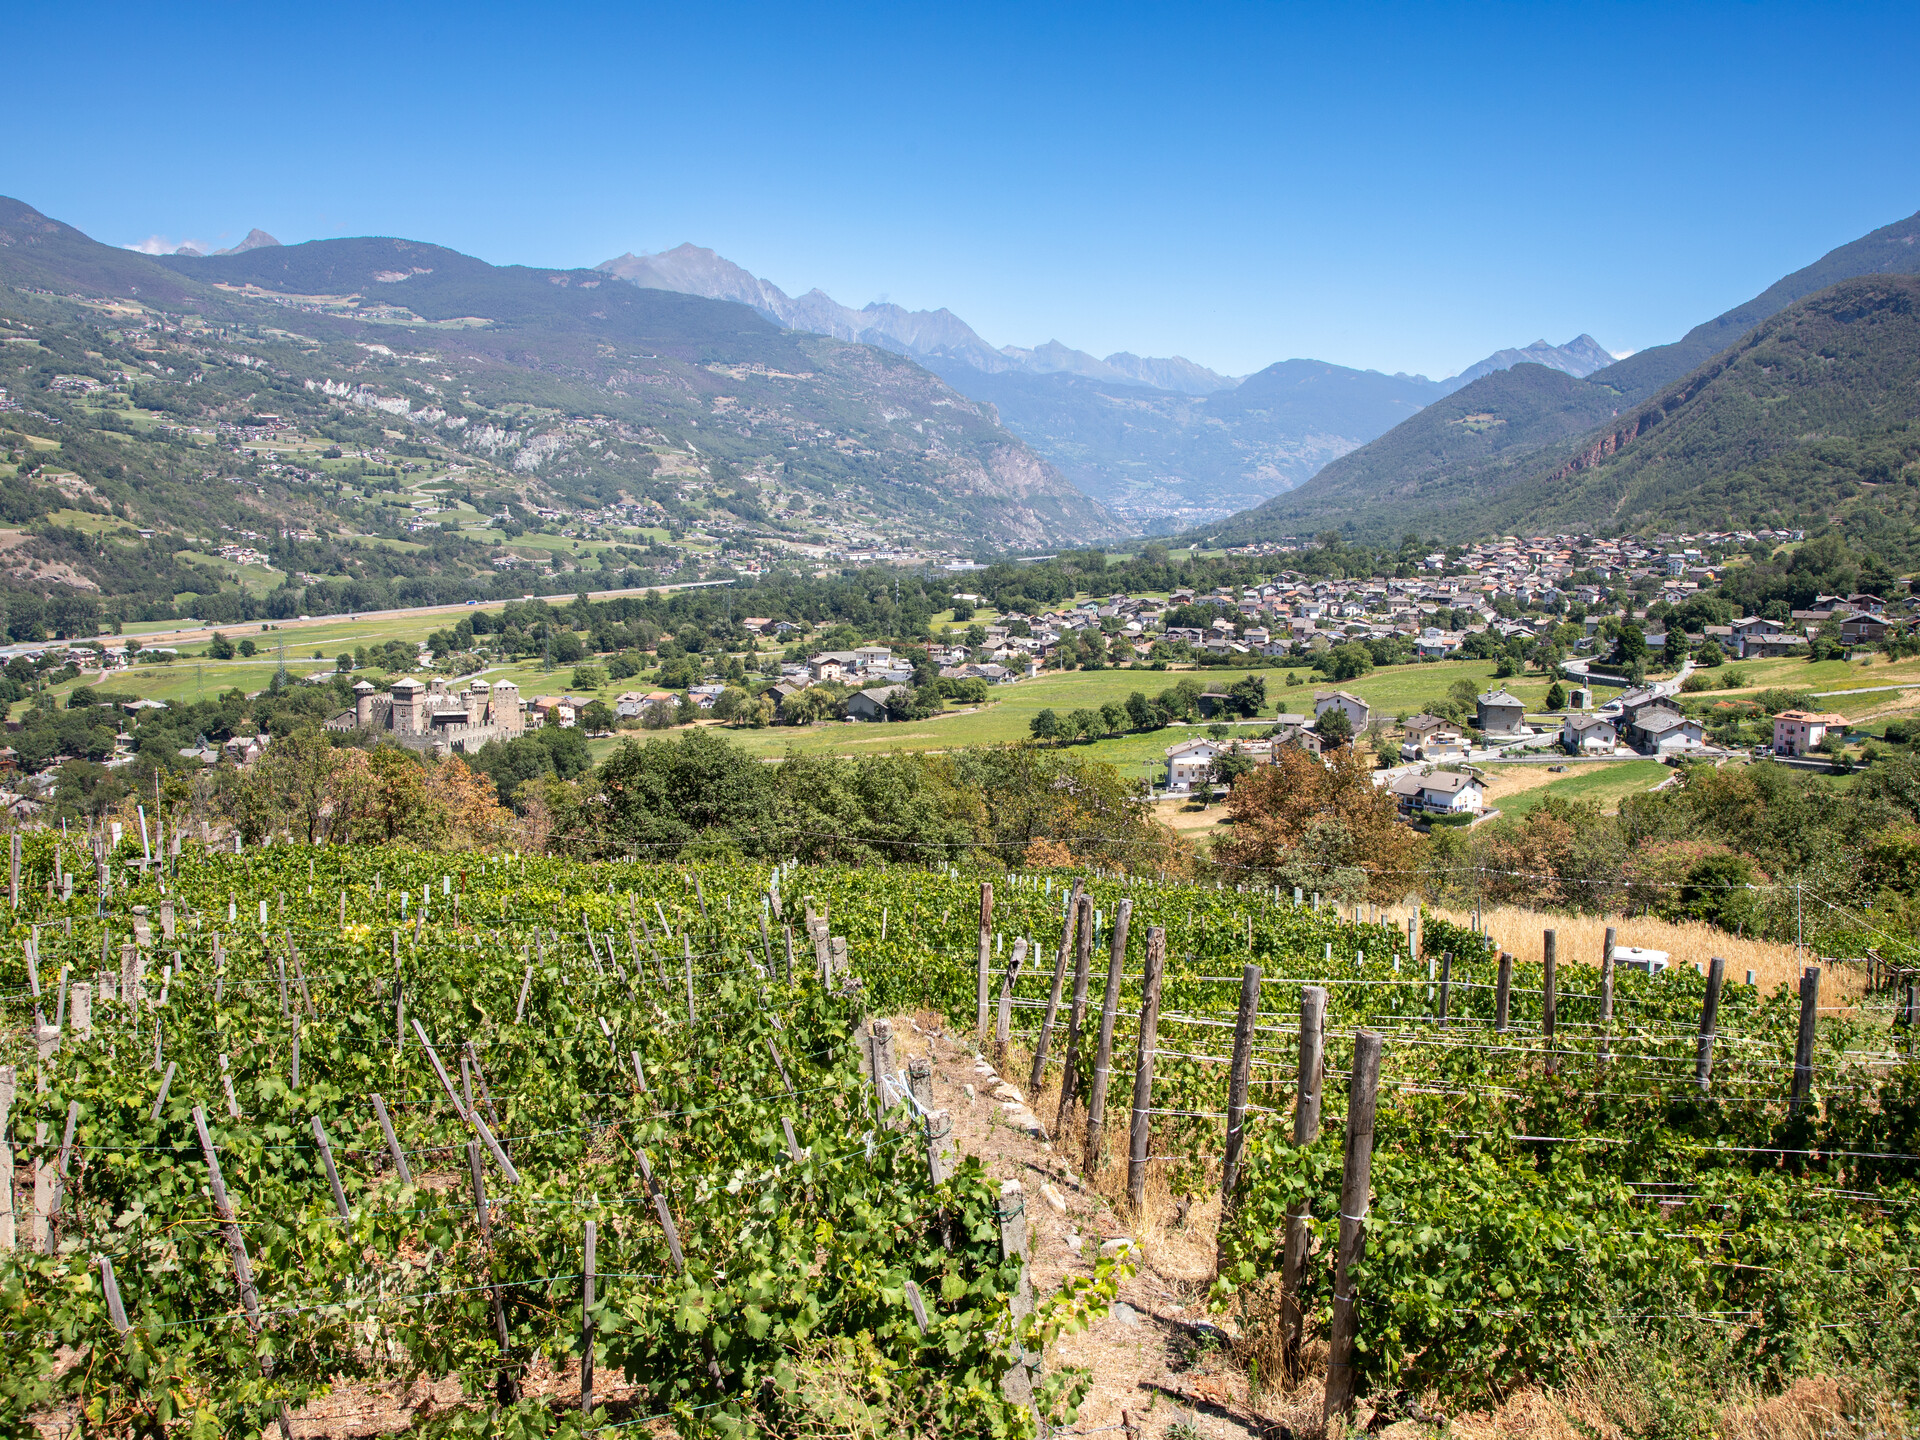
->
1164 737 1227 793
1313 689 1371 732
1631 710 1708 755
1388 770 1485 815
1772 709 1847 757
1562 713 1618 754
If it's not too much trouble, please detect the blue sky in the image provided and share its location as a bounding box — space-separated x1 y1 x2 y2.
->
5 2 1917 379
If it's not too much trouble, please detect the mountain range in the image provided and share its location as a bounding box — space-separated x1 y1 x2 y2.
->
0 194 1122 624
1197 207 1920 548
595 244 1617 527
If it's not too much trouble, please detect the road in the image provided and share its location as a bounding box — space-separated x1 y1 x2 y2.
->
0 579 738 660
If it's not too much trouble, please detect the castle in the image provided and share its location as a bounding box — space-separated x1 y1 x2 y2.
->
325 675 526 755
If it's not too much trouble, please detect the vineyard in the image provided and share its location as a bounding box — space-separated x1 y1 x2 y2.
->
2 835 1918 1437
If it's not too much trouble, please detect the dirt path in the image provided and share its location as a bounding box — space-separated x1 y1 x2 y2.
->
900 1012 1292 1440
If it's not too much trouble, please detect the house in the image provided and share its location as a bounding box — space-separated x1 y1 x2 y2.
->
1627 709 1707 755
1475 689 1528 737
532 696 577 728
846 685 908 722
1196 690 1238 718
1739 633 1810 659
1271 723 1325 757
1841 616 1891 645
1772 709 1847 757
1561 713 1618 754
1615 689 1679 726
1313 690 1371 732
1388 770 1485 816
1164 737 1228 792
767 683 811 721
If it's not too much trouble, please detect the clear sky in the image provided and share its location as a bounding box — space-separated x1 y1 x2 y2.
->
5 2 1917 380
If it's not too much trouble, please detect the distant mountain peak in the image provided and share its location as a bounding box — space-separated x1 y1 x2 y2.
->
595 245 1238 395
1448 334 1615 387
215 228 280 256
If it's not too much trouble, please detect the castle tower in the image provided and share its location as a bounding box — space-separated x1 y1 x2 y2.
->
389 676 425 735
466 679 492 728
492 680 524 735
353 679 376 727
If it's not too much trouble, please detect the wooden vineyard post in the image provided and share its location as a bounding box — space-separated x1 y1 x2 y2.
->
468 1141 520 1403
869 1020 898 1113
997 1179 1039 1415
98 1255 130 1335
976 881 993 1040
684 938 695 1023
759 910 771 974
636 1148 687 1272
1323 1029 1383 1424
1542 929 1558 1074
1791 966 1821 1111
581 1220 596 1415
1054 896 1096 1135
1494 951 1513 1035
1437 951 1452 1025
903 1278 929 1334
994 939 1028 1067
1126 926 1166 1212
1082 898 1132 1176
765 1038 796 1096
1029 879 1083 1094
924 1109 952 1184
783 925 794 985
311 1117 350 1219
1218 964 1262 1211
1695 955 1726 1091
1598 926 1617 1066
0 1066 13 1252
372 1094 412 1183
1279 985 1326 1374
193 1106 294 1440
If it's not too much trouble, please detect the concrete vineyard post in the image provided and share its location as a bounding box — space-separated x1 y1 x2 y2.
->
995 938 1027 1066
1495 950 1513 1034
1279 985 1326 1374
1218 963 1262 1211
976 881 993 1040
908 1057 933 1111
1082 898 1131 1176
1437 951 1452 1025
1695 955 1726 1091
1323 1029 1383 1424
1792 967 1821 1111
1126 925 1167 1211
1054 895 1096 1135
997 1179 1038 1413
1029 878 1082 1094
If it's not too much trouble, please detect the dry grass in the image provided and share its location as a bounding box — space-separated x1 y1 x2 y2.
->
1367 902 1862 1001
